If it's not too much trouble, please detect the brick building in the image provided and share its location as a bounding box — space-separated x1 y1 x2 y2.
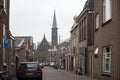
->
70 0 94 75
14 36 34 68
56 38 70 70
77 0 94 76
93 0 120 80
70 16 79 72
0 0 16 78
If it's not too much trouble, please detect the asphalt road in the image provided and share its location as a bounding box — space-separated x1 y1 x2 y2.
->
42 67 97 80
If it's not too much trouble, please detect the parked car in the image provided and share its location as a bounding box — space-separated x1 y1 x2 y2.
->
49 62 55 67
39 63 44 68
16 62 42 80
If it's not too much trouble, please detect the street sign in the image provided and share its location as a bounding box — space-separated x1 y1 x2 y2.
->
4 39 10 48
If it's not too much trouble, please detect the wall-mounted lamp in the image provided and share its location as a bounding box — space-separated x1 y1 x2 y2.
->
0 5 3 15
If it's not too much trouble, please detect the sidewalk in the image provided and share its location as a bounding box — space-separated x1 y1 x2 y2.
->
57 68 97 80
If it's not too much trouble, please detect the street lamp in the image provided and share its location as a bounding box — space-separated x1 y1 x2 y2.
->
0 5 3 15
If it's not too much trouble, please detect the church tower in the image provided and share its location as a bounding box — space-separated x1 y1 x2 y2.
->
51 11 58 48
37 34 51 52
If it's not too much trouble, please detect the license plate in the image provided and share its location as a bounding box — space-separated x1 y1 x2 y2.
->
26 73 33 75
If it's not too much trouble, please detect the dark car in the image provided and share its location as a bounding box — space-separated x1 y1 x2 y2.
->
16 62 42 80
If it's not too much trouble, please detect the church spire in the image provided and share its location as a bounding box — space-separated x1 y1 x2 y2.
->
52 10 57 29
43 33 46 39
51 10 58 48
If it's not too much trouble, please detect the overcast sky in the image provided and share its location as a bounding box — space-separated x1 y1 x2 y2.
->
10 0 87 44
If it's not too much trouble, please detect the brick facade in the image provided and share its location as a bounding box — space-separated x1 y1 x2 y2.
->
0 0 10 70
14 36 34 65
0 0 16 78
93 0 120 80
70 0 94 76
70 18 79 72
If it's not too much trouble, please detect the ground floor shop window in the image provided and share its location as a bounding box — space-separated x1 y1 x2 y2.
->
102 46 111 72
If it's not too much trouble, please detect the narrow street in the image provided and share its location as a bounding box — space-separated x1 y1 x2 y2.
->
42 67 97 80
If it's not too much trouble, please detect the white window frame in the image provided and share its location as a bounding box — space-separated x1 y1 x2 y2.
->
3 0 7 13
102 46 111 72
103 0 111 23
95 14 99 29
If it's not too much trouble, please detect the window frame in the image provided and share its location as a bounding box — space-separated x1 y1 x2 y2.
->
102 46 111 73
84 17 87 40
102 0 112 23
79 22 82 41
81 20 83 41
11 39 14 65
3 24 6 65
79 17 87 42
3 0 7 13
95 14 99 29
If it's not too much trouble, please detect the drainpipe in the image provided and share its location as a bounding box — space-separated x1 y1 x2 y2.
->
117 0 120 79
88 8 94 77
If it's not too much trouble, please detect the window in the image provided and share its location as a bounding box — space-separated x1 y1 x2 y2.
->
82 20 84 41
79 22 82 41
84 17 87 40
73 38 76 47
80 20 84 41
103 0 111 23
3 0 7 12
82 20 84 40
79 17 87 41
3 24 6 37
3 24 6 65
11 39 14 65
95 14 99 29
102 46 111 72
